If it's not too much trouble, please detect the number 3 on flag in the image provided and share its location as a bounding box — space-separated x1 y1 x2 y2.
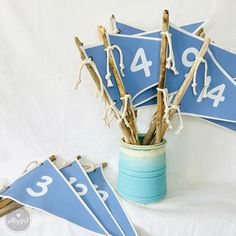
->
26 176 53 197
131 48 152 77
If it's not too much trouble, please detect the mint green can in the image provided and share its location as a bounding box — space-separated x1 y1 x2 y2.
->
118 135 167 204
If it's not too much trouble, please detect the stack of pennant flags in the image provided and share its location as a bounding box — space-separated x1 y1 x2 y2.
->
0 158 138 235
82 18 236 132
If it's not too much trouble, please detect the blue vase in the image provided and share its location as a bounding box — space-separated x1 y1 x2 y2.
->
118 135 167 204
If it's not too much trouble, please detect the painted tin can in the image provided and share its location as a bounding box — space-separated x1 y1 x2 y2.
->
118 135 167 204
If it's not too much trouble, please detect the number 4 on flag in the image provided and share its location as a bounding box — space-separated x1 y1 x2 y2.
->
130 48 152 77
197 76 225 107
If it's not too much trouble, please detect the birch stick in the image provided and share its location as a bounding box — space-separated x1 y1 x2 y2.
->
155 9 169 144
98 26 140 145
161 37 211 138
74 37 133 144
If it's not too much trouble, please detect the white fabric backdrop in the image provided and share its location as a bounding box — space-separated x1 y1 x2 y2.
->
0 0 236 235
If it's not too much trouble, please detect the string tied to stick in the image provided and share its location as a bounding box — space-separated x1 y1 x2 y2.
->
157 87 171 126
170 105 184 134
161 31 179 75
22 161 41 174
157 88 184 135
103 101 123 126
120 94 134 119
192 56 209 97
105 45 125 87
75 57 104 100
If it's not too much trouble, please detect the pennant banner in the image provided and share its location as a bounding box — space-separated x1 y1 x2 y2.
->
87 166 138 236
82 21 207 113
116 20 206 35
0 159 108 235
115 21 236 130
60 160 125 236
83 44 123 111
135 25 236 123
108 34 161 102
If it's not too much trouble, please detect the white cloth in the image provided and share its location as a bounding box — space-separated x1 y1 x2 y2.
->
0 0 236 235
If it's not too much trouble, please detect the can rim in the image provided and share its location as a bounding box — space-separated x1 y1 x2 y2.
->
121 134 167 150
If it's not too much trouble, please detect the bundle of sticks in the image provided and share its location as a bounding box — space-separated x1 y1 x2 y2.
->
75 10 211 146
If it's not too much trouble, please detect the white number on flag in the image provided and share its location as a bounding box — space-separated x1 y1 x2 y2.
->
130 48 152 77
69 177 88 196
94 184 109 202
182 47 199 68
197 76 225 107
26 176 53 197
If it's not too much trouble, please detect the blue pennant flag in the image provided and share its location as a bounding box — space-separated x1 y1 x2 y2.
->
113 21 236 131
209 44 236 79
204 118 236 132
121 22 236 131
87 166 138 236
0 159 108 235
116 20 206 35
60 160 125 236
82 21 207 113
108 34 161 102
178 49 236 123
83 44 123 111
137 25 236 123
116 21 144 35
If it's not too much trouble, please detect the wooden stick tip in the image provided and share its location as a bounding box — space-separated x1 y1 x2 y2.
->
163 9 169 23
49 155 57 162
164 9 169 14
102 162 108 168
98 25 106 35
74 37 83 48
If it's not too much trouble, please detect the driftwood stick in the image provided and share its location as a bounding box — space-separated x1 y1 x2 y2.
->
74 37 133 144
143 27 208 145
195 27 204 37
161 37 211 138
0 201 22 217
0 198 12 209
155 10 169 144
110 14 120 34
98 26 140 145
142 115 156 145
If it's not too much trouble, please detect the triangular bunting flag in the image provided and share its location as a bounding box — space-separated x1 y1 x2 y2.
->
82 21 207 113
108 34 161 102
123 22 236 131
137 25 236 123
87 166 138 236
0 159 108 235
82 44 123 111
60 160 125 236
115 20 206 35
